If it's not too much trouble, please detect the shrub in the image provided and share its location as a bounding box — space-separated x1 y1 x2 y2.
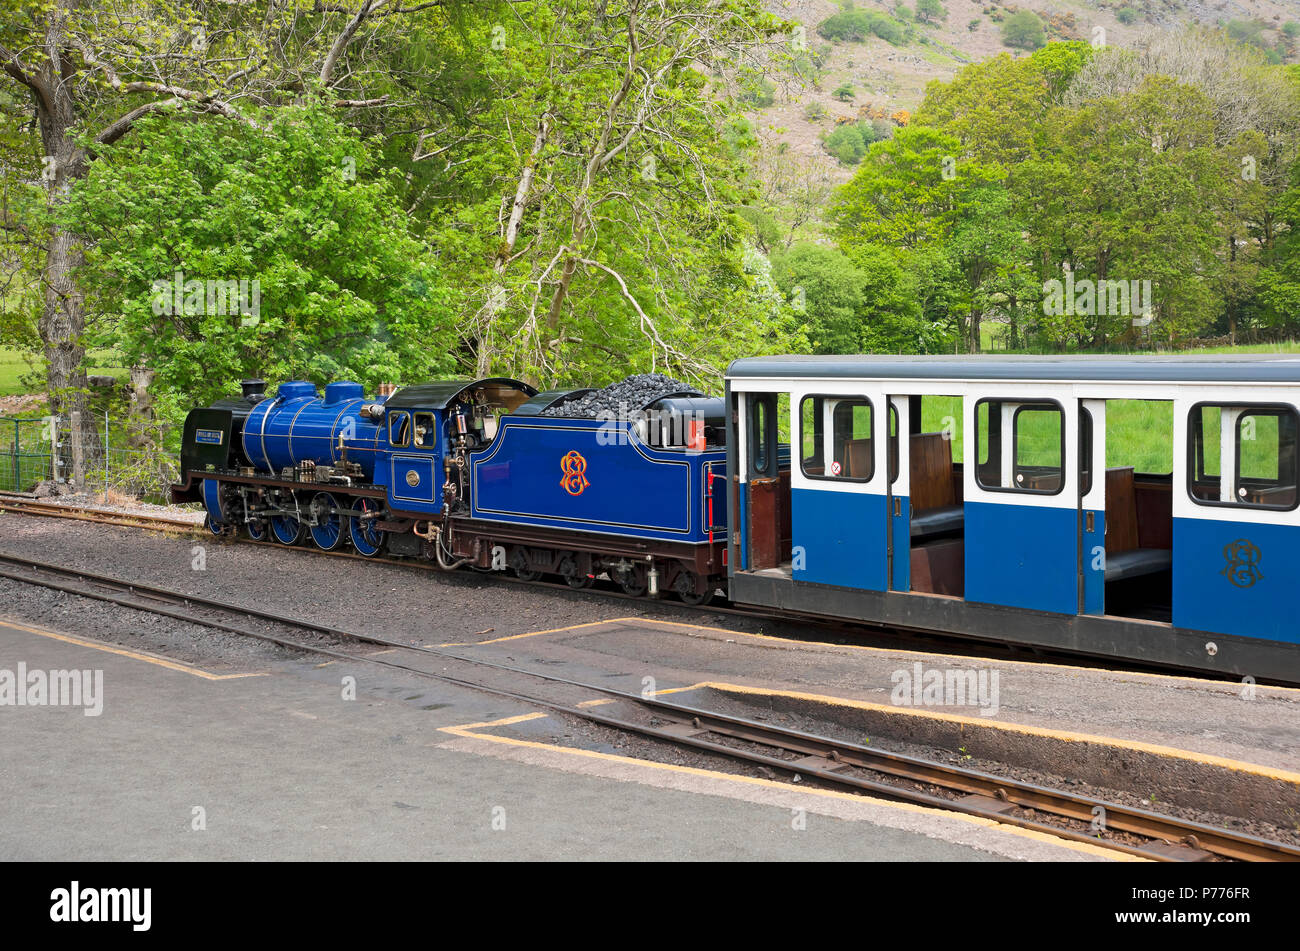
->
824 123 869 164
1115 6 1138 25
739 75 776 108
803 100 828 120
833 82 855 101
818 9 913 46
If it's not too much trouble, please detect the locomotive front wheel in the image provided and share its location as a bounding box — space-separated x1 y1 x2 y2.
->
309 492 344 551
246 518 267 541
203 514 223 536
349 497 385 557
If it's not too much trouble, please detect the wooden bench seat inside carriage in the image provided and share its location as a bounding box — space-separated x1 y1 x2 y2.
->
909 431 965 596
1104 466 1172 583
909 432 964 539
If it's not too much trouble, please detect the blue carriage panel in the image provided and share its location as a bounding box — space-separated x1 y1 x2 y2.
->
964 501 1078 614
1082 508 1105 615
890 496 911 591
1172 517 1300 644
791 488 889 591
470 417 723 542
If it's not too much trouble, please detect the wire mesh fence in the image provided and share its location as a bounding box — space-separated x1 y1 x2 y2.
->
0 417 55 493
0 414 181 503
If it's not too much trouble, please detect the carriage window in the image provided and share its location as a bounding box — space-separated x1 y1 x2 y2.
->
751 398 771 477
388 411 410 447
1080 408 1093 497
974 399 1064 494
1189 404 1298 509
800 396 824 474
799 396 872 481
889 403 899 484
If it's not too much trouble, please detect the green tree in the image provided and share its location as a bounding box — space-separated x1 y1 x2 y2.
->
62 106 454 429
916 0 947 25
1001 11 1045 51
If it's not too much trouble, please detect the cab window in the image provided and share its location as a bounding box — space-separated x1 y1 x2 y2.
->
413 412 436 448
388 411 410 447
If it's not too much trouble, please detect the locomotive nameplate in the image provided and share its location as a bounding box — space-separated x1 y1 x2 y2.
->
195 428 224 446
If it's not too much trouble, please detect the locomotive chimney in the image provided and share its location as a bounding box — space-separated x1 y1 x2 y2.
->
241 379 267 404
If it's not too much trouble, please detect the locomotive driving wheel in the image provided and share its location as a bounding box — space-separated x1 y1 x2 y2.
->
309 492 344 551
349 497 385 557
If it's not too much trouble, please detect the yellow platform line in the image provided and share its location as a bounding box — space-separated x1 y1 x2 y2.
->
439 712 1142 862
0 616 266 681
672 680 1300 785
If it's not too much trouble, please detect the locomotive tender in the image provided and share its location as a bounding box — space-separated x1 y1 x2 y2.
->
175 355 1300 683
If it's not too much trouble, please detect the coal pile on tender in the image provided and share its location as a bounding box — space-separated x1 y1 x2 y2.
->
541 373 699 418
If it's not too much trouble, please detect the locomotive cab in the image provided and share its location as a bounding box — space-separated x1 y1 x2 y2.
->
380 378 537 517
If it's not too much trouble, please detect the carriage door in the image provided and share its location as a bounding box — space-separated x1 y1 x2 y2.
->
965 393 1079 613
888 395 910 591
1174 398 1300 643
790 387 889 590
1080 399 1105 615
743 392 788 571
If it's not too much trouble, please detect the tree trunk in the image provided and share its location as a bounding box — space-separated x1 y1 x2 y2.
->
32 11 100 469
127 363 156 451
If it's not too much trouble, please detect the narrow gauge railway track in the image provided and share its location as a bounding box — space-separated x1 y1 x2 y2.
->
0 496 201 532
1 550 1296 863
0 495 1246 684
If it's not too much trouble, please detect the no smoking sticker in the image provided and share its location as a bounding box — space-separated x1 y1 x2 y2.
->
830 460 842 475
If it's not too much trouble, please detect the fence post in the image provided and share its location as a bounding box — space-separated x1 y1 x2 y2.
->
71 409 85 492
49 414 60 484
104 410 110 495
11 419 17 493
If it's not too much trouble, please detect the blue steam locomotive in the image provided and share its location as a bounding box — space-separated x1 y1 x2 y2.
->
174 375 728 603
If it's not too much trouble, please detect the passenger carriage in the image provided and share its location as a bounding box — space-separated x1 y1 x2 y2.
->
725 355 1300 682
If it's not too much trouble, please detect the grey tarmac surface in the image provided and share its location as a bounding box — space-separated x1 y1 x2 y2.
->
0 617 1115 861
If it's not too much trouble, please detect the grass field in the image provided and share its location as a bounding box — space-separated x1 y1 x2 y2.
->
0 348 34 397
0 347 127 399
